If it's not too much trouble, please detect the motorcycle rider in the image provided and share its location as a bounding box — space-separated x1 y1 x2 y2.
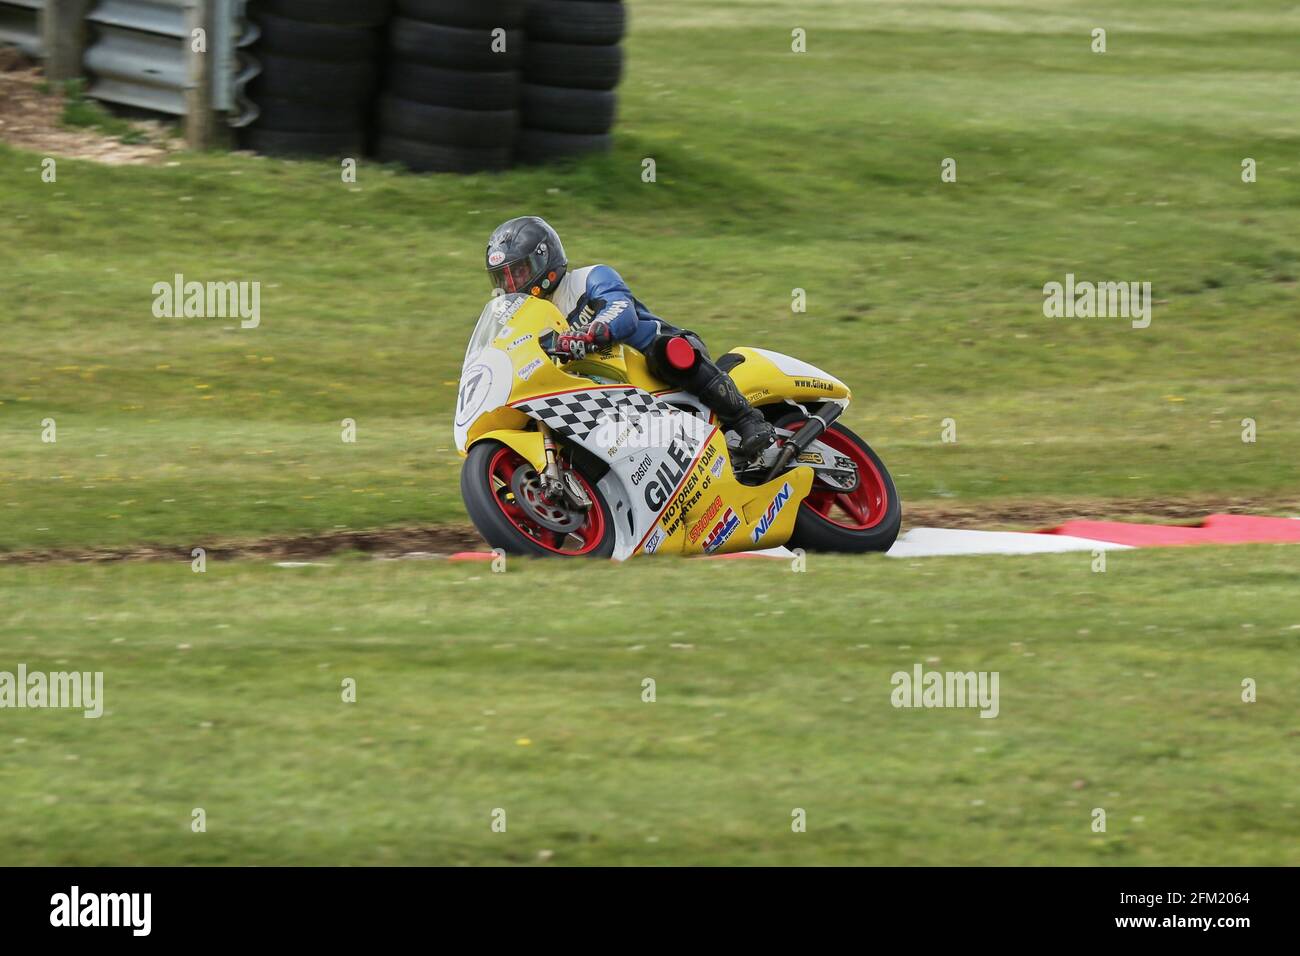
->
484 215 776 460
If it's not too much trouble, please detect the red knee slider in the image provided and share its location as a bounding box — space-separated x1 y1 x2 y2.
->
664 336 697 370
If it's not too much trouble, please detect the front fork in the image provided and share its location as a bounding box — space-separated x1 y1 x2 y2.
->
539 423 592 510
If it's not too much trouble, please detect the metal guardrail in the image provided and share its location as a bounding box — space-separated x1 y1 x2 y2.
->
83 0 259 125
84 0 189 114
228 0 259 127
0 0 45 57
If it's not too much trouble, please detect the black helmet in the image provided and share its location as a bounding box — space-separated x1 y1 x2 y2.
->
486 216 567 298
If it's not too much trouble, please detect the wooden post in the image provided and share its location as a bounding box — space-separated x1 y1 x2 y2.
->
185 0 230 149
43 0 94 83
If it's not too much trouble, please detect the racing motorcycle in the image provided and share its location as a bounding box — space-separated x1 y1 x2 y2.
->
455 293 901 559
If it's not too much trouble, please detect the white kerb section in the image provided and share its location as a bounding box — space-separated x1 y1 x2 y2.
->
884 528 1134 558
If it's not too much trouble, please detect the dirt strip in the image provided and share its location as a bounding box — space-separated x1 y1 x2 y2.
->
1 494 1296 566
0 51 174 163
901 493 1300 532
0 526 485 566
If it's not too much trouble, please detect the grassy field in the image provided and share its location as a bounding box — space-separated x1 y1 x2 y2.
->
2 0 1299 867
1 0 1297 551
1 546 1296 866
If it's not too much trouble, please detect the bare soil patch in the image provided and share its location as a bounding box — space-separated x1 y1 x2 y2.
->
0 49 175 164
1 494 1295 565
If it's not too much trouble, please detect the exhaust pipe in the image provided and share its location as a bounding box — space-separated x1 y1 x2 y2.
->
762 402 844 482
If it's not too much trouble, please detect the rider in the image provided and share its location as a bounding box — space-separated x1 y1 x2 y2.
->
484 216 776 460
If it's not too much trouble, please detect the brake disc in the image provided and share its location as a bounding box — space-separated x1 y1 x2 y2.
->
816 468 860 492
510 466 585 533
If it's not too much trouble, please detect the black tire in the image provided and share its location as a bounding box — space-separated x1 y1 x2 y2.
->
376 135 512 173
250 12 380 60
778 415 902 553
388 17 522 71
461 440 616 557
241 127 364 157
394 0 526 28
261 0 392 26
251 96 362 132
519 83 615 133
386 62 518 110
515 126 611 164
379 95 516 148
523 40 623 90
526 0 625 45
250 53 376 104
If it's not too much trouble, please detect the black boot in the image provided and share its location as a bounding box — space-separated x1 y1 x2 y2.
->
699 369 775 461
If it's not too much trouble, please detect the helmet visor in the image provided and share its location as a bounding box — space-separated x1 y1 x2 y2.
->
488 252 547 295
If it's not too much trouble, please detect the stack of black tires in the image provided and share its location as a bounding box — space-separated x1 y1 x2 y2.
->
517 0 625 164
242 0 392 158
239 0 627 169
377 0 526 172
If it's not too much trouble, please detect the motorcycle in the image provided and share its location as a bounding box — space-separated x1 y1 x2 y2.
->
455 293 901 559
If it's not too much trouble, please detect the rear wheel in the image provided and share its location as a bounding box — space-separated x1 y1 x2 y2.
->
778 416 901 553
461 441 616 557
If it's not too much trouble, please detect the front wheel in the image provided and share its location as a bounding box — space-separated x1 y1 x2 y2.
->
778 416 902 553
461 440 616 557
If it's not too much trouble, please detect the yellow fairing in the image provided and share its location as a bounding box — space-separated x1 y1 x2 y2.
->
460 296 573 459
474 427 547 474
643 430 815 556
460 297 671 461
723 347 851 407
499 301 583 400
565 343 670 392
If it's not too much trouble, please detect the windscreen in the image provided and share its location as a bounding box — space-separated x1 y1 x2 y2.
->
463 293 528 368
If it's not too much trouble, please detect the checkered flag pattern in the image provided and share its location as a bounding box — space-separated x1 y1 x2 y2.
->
514 388 661 441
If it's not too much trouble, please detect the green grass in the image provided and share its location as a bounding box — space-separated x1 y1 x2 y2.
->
2 0 1298 867
1 546 1296 865
58 79 149 145
1 0 1297 551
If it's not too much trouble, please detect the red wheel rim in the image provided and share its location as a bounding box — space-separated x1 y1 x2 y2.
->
486 447 606 555
788 422 889 530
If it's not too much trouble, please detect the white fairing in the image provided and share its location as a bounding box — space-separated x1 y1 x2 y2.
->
749 347 837 381
455 295 532 452
511 383 717 561
597 406 717 561
454 346 513 453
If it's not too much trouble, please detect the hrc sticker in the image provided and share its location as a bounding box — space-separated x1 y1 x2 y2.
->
488 251 507 266
702 507 741 554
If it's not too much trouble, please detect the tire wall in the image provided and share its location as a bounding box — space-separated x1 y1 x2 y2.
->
239 0 626 170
